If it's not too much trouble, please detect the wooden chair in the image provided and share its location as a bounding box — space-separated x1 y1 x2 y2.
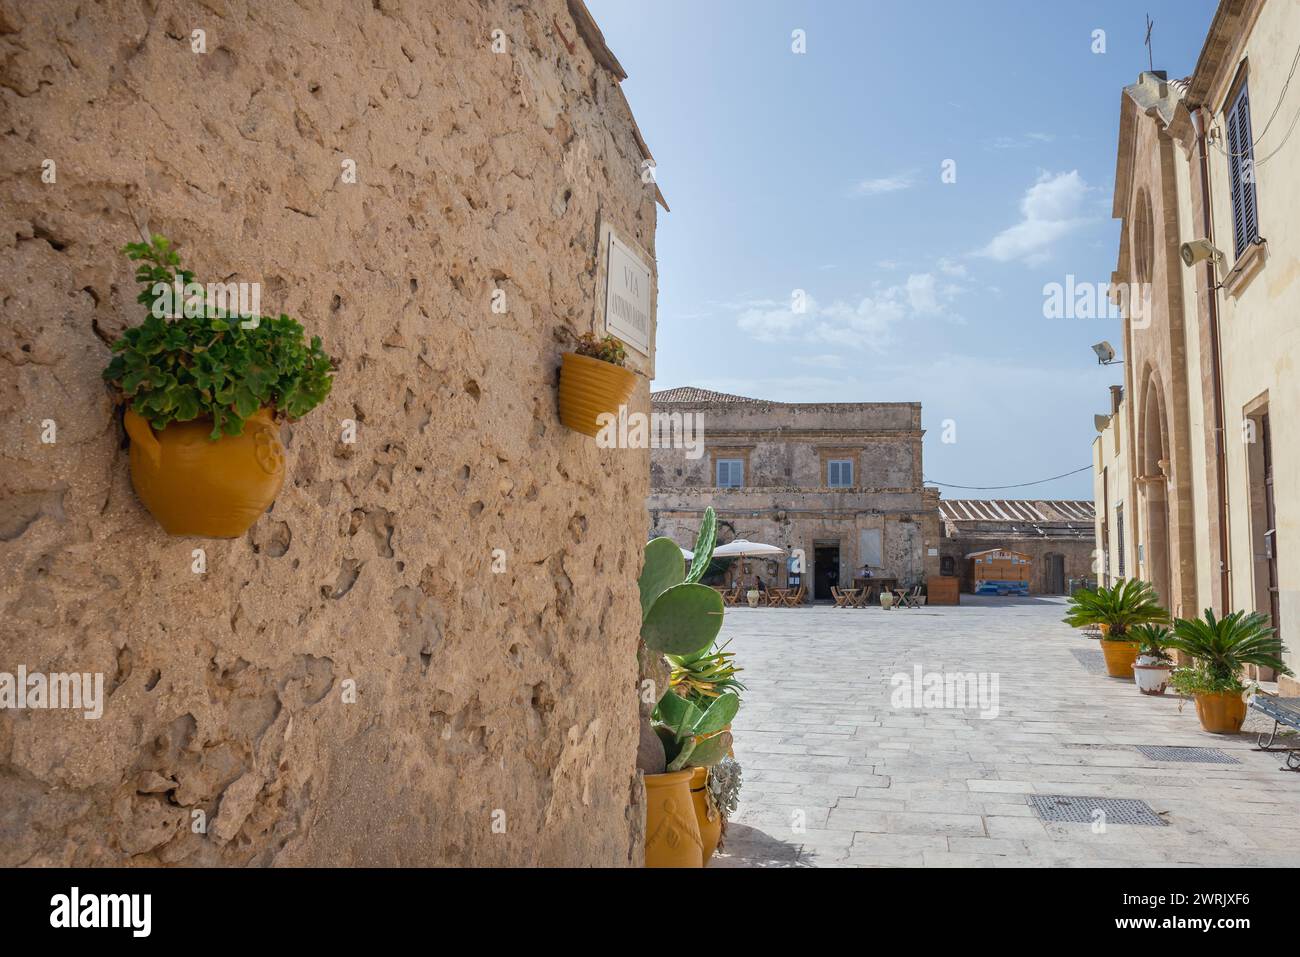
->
900 585 923 608
831 586 850 608
782 584 806 607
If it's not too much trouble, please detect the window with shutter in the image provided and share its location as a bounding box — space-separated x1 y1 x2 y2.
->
1226 82 1260 259
716 459 743 488
828 459 853 487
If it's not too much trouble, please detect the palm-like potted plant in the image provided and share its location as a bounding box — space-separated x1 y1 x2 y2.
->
1164 610 1293 733
103 235 334 537
1063 579 1168 678
557 332 637 436
1130 623 1174 696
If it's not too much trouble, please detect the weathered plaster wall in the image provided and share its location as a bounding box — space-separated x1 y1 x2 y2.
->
0 0 655 865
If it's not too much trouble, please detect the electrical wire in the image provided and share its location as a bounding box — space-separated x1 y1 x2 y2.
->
1207 36 1300 165
923 464 1092 491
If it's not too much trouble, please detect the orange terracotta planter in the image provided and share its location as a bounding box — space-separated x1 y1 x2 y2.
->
644 769 702 868
557 353 637 437
689 766 722 864
123 407 285 538
1193 690 1247 734
1100 638 1140 678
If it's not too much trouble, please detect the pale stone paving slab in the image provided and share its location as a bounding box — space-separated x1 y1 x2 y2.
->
710 597 1300 868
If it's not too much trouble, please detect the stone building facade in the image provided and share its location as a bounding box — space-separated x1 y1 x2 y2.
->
648 388 940 599
1 0 659 865
1093 0 1300 691
938 499 1097 595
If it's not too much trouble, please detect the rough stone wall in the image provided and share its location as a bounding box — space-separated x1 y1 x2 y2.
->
0 0 655 865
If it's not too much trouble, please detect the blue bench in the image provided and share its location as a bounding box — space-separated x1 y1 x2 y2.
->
1249 695 1300 771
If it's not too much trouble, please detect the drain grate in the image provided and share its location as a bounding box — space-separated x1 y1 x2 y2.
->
1135 745 1240 764
1069 648 1108 675
1029 794 1168 826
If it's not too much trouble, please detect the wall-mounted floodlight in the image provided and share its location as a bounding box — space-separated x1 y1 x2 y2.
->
1180 238 1224 268
1091 341 1120 365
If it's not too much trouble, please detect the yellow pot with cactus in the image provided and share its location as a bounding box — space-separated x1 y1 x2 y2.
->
644 769 703 868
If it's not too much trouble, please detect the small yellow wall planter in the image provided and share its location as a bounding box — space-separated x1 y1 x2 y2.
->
1100 638 1140 678
689 766 722 864
644 769 703 868
123 407 285 538
1193 690 1248 733
557 353 637 437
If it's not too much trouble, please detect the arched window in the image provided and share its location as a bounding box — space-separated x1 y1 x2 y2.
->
1133 187 1154 285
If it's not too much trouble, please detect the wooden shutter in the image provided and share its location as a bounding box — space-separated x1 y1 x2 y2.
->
1236 86 1259 251
1226 82 1259 258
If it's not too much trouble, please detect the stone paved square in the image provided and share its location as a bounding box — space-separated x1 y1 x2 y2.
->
713 597 1300 868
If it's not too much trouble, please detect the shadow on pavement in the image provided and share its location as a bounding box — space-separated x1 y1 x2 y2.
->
709 823 810 868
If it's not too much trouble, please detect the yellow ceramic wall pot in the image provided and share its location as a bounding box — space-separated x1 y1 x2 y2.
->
558 353 637 437
644 769 703 868
123 407 285 538
689 766 722 863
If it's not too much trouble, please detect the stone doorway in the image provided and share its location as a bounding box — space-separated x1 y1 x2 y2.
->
813 542 841 601
1045 552 1066 595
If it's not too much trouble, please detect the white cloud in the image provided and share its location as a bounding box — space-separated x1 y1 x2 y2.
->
987 131 1056 150
977 170 1092 265
937 257 968 278
736 267 967 350
852 172 913 196
793 354 847 369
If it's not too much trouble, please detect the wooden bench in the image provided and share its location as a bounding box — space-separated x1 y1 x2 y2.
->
1250 694 1300 771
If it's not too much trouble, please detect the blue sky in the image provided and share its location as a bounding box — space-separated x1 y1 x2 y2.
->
586 0 1218 499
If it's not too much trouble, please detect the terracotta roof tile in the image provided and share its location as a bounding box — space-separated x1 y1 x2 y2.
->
650 387 764 404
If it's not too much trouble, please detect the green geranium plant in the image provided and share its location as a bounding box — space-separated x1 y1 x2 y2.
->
103 235 335 439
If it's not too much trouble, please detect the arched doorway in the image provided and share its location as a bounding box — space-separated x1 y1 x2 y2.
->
1138 373 1172 608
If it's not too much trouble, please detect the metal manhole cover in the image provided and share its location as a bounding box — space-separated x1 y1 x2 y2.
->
1069 648 1107 675
1029 794 1167 826
1135 745 1240 764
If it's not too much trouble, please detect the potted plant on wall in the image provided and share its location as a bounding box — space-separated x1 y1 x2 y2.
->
103 236 335 537
1165 609 1292 733
1062 579 1167 678
557 332 637 437
1130 623 1175 696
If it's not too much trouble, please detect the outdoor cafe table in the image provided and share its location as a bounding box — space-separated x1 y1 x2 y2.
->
767 587 791 606
853 577 897 602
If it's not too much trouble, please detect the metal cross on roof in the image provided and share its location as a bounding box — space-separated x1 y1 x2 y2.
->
1145 14 1155 72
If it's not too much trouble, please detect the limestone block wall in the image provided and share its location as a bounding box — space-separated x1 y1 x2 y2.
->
0 0 655 865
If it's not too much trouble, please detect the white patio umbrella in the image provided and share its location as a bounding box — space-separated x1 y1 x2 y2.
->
711 539 785 558
678 545 694 561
